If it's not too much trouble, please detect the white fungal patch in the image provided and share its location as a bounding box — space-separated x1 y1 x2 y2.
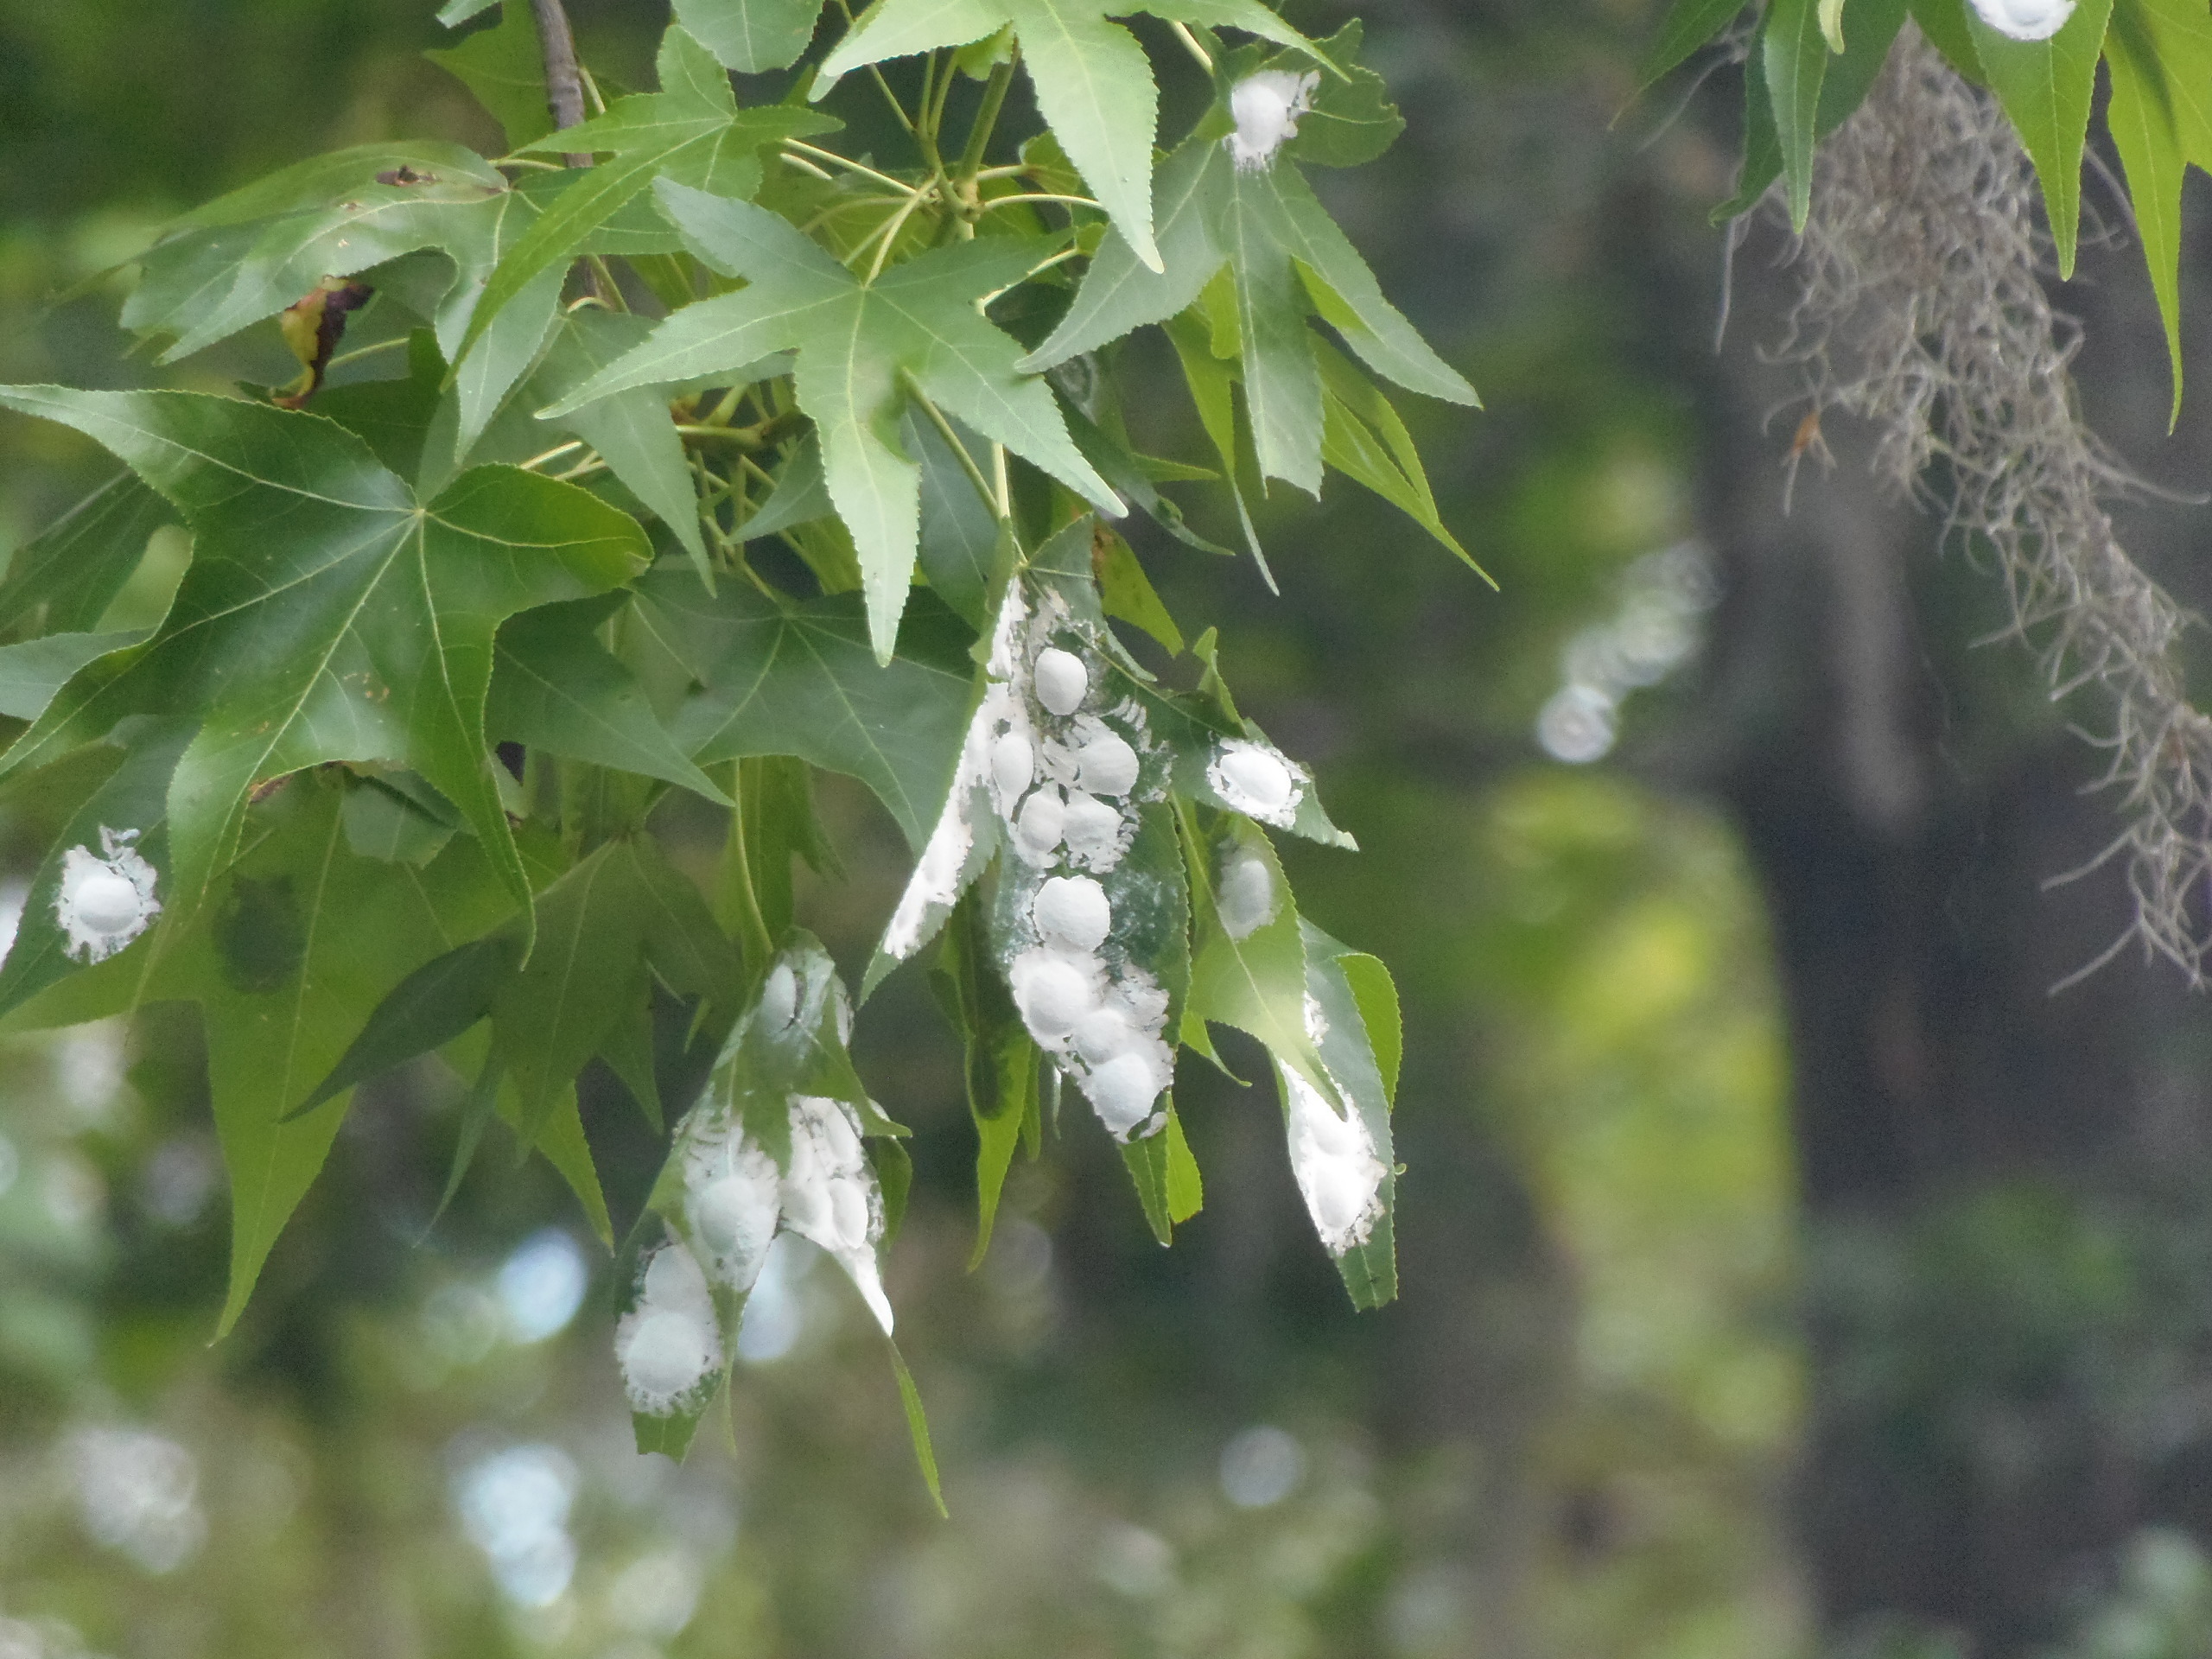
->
1033 875 1112 952
1968 0 2074 38
1085 1051 1166 1138
1208 740 1304 827
759 961 800 1033
1216 846 1278 941
617 1237 722 1414
1227 70 1319 171
1281 1066 1385 1252
1071 725 1141 798
54 827 161 963
1033 647 1089 716
780 1095 893 1335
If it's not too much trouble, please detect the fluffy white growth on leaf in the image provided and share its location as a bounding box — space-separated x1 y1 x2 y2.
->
1060 791 1129 870
1216 847 1278 941
1209 741 1303 825
759 962 800 1033
687 1144 781 1294
1071 1004 1137 1066
1281 1067 1385 1254
1085 1051 1166 1138
54 828 161 963
1967 0 2074 38
1010 949 1099 1040
1066 721 1141 798
1227 70 1319 171
1033 647 1089 716
617 1238 721 1414
1014 788 1066 861
991 730 1036 801
780 1096 893 1334
1033 875 1112 952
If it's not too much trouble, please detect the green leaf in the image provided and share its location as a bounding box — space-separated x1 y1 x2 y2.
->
1821 0 1851 52
932 890 1038 1267
1909 0 1986 79
488 597 732 804
296 933 518 1114
1119 1099 1202 1243
2106 0 2212 423
888 1340 947 1516
735 435 836 544
425 0 556 150
0 473 175 639
172 777 517 1334
1025 135 1476 495
906 410 1001 632
1764 0 1832 230
2107 2 2190 423
1179 807 1333 1102
1639 0 1750 87
124 149 513 365
674 0 830 72
1967 0 2115 277
1094 524 1185 655
632 835 743 1008
538 311 711 571
0 632 146 721
0 723 187 1025
1312 335 1485 580
549 183 1121 660
492 843 652 1142
1285 921 1397 1308
1064 399 1237 562
0 390 649 931
513 1077 616 1246
464 26 839 362
1278 22 1403 168
818 0 1316 273
315 330 448 482
1714 0 1907 219
340 772 458 866
632 569 975 851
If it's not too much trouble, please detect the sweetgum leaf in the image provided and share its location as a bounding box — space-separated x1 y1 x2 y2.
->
0 389 649 931
0 472 175 639
1764 0 1831 230
1966 0 2114 277
1025 133 1475 495
548 182 1121 661
488 596 733 804
674 0 830 72
818 0 1316 272
425 0 556 150
465 25 839 361
2105 0 2212 421
632 568 974 851
1291 920 1397 1307
1638 0 1751 88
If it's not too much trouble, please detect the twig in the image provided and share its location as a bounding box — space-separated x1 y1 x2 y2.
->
529 0 592 168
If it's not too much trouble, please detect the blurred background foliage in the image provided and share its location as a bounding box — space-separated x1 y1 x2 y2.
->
3 1 2212 1656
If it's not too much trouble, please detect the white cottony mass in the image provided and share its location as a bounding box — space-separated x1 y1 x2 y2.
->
1227 70 1319 171
54 828 161 963
1967 0 2075 38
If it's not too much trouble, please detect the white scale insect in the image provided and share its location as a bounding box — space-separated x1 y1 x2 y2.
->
1967 0 2074 38
54 827 162 963
1227 70 1319 171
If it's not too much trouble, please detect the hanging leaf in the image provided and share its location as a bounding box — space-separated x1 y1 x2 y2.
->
1966 0 2115 277
1714 0 1906 221
1024 127 1476 496
487 595 733 805
548 182 1122 661
632 569 976 851
0 389 649 931
1120 1100 1203 1243
817 0 1317 272
1639 0 1751 88
0 473 175 639
931 889 1039 1266
1764 0 1833 230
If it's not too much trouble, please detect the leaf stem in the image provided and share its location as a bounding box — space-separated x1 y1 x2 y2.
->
325 335 411 372
991 442 1011 518
904 378 1000 514
977 192 1101 213
720 762 777 977
956 57 1017 181
519 440 586 471
784 140 922 197
861 190 932 282
1166 20 1214 74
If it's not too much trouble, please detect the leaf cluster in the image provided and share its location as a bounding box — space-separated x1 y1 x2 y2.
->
0 0 1478 1480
